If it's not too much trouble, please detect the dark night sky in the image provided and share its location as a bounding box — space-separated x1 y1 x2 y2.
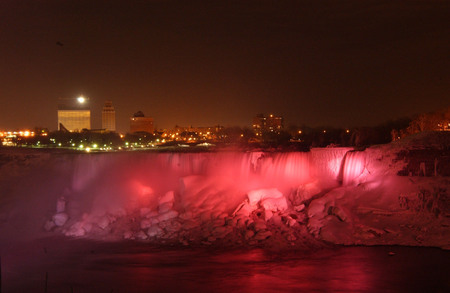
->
0 0 449 133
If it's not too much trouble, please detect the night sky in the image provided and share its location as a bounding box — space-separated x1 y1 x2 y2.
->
1 0 449 133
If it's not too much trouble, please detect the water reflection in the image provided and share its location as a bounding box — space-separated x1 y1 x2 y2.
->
4 240 450 292
93 245 448 292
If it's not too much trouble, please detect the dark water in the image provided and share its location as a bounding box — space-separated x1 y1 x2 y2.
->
2 238 449 292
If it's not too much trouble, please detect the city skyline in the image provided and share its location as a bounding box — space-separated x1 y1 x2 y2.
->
1 1 449 133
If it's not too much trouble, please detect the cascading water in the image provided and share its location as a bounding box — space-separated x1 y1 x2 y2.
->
341 151 366 186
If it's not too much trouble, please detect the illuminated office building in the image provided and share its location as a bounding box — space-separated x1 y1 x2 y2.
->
252 113 283 135
130 111 154 134
57 97 91 132
102 100 116 132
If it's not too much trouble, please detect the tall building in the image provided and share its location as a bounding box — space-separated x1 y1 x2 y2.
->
57 97 90 132
130 111 154 134
102 100 116 132
252 113 283 135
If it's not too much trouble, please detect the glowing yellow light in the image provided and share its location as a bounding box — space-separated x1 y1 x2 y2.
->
346 129 350 133
298 130 302 134
77 96 86 103
85 147 91 152
323 130 326 133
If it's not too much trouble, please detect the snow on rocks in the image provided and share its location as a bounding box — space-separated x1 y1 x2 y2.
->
44 183 314 248
52 213 69 226
248 188 283 207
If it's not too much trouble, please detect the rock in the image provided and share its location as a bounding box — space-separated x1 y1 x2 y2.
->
44 220 56 231
82 222 93 233
182 220 198 230
140 219 152 229
65 222 86 237
254 230 272 240
159 191 175 204
294 204 305 212
328 206 348 222
53 212 69 227
253 220 267 231
236 217 247 229
123 231 133 239
179 211 193 220
97 215 110 230
285 216 297 227
56 197 66 213
287 234 297 241
247 188 283 207
199 212 212 222
147 226 162 237
212 218 225 227
308 200 325 218
158 210 179 222
245 230 255 240
261 197 288 212
140 207 152 217
136 231 148 240
270 214 283 226
158 202 173 213
233 201 254 217
264 210 273 221
213 226 230 238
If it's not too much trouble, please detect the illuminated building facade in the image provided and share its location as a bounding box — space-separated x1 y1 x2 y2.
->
57 98 90 132
161 125 223 142
252 113 283 135
102 100 116 132
130 111 154 134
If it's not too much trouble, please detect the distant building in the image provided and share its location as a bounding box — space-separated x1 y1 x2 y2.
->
102 101 116 132
252 113 283 135
130 111 154 134
57 97 90 132
162 125 223 141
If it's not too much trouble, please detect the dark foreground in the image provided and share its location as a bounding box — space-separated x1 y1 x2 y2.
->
2 237 449 293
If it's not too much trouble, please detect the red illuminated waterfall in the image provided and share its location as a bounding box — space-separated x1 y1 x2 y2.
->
71 149 357 197
42 148 370 240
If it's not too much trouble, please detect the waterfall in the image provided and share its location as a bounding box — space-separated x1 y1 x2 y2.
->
70 149 358 207
341 151 366 186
